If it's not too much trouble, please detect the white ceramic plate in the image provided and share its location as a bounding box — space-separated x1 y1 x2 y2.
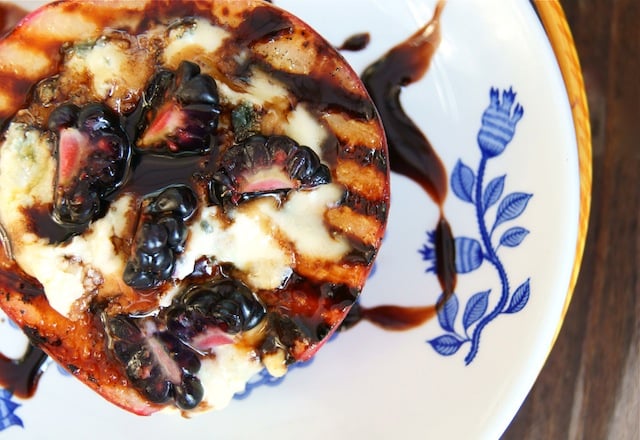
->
0 0 581 438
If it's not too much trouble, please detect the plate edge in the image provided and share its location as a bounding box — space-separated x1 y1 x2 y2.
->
531 0 592 355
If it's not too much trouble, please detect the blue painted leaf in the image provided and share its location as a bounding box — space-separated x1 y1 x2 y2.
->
493 192 532 230
0 415 23 430
437 292 459 332
499 227 530 248
505 278 530 313
451 160 475 203
483 175 505 212
455 237 483 273
428 334 464 356
463 290 490 330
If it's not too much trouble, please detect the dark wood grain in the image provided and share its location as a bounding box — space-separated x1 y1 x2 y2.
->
502 0 640 439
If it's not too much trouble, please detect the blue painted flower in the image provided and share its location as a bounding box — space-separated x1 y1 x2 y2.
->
420 232 484 274
0 389 23 431
454 237 483 274
418 230 437 273
425 87 530 364
477 87 524 157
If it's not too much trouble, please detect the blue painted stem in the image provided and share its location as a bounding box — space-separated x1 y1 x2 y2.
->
465 155 511 364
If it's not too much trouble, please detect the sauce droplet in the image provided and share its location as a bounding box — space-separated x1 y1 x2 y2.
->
338 32 371 52
0 345 48 398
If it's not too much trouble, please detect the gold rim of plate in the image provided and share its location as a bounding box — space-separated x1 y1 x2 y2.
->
532 0 592 346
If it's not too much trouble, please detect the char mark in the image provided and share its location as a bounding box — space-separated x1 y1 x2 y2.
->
341 190 388 223
267 67 375 120
339 144 388 173
236 5 293 45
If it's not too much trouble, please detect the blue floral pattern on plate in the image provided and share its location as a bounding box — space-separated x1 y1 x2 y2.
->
422 87 531 364
0 389 23 431
0 317 23 432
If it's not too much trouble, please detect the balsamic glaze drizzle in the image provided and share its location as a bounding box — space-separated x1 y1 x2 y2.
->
342 0 454 331
362 1 447 205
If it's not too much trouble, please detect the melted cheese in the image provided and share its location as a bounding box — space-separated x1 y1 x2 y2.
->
83 40 132 98
256 184 349 259
65 37 152 110
217 69 290 107
163 19 230 66
198 345 263 410
175 204 295 291
283 104 330 162
0 124 55 219
175 183 347 292
14 196 133 317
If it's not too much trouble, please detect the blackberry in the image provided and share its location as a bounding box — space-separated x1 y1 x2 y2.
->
123 185 197 289
103 314 204 409
129 61 220 155
48 102 130 226
184 279 266 334
166 279 266 352
210 134 331 205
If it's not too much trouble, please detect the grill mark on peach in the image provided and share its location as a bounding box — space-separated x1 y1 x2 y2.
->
343 236 378 266
338 144 388 173
0 74 37 119
0 263 45 302
268 66 375 120
131 0 258 35
22 325 62 347
236 5 293 45
341 191 388 223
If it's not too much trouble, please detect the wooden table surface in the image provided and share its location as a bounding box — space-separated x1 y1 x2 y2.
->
503 1 639 439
